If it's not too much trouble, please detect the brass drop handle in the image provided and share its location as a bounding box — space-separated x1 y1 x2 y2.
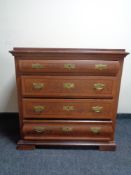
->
90 127 101 134
63 105 74 111
92 106 103 113
32 63 44 69
62 126 73 132
33 126 46 133
33 82 44 89
95 64 107 70
33 105 45 112
94 83 105 91
64 83 75 89
64 63 75 69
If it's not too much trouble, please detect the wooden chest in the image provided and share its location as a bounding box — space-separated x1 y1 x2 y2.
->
10 48 128 151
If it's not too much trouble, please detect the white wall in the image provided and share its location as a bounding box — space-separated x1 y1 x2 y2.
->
0 0 131 113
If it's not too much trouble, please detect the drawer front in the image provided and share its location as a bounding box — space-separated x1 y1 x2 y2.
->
21 76 116 98
18 60 120 75
22 120 113 141
22 99 114 119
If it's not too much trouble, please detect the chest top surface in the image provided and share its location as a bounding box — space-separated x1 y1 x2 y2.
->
10 48 128 61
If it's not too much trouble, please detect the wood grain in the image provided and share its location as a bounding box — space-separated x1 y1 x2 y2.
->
10 48 128 151
22 98 115 119
18 60 120 75
21 76 116 98
22 120 113 141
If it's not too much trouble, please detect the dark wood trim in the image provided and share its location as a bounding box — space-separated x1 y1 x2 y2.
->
9 48 129 57
17 139 116 151
10 47 128 53
117 113 131 119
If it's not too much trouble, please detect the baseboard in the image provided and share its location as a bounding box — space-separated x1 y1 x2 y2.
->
0 112 131 119
0 112 19 119
117 113 131 119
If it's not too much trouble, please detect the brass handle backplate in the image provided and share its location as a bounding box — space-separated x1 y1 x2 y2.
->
90 127 101 134
92 106 103 113
94 83 105 91
95 64 107 70
33 106 45 112
32 64 44 69
33 126 46 133
64 63 75 69
64 83 75 89
62 126 73 132
33 82 44 89
63 105 74 111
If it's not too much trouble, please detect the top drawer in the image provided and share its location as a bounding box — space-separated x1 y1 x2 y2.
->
17 60 120 75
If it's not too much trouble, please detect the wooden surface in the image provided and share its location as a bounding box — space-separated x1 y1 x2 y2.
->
21 76 116 98
10 47 128 54
18 60 120 75
22 99 115 119
23 120 113 141
10 48 128 151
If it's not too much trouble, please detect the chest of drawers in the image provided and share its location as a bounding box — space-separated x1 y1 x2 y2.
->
10 48 128 151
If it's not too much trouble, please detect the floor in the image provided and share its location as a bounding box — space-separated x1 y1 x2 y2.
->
0 116 131 175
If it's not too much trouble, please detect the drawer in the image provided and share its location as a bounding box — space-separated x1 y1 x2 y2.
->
22 99 115 119
18 60 120 75
21 76 116 98
22 120 113 141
